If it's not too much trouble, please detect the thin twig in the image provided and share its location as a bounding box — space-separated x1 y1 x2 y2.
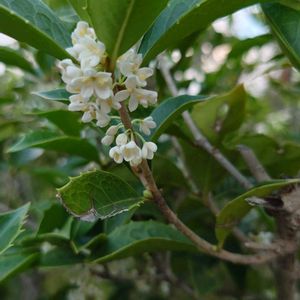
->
158 55 253 190
237 145 271 182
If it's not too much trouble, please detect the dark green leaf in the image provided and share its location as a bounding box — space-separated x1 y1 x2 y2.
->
262 3 300 70
0 203 30 255
34 110 83 136
150 95 208 141
87 0 169 64
0 47 36 74
92 221 195 263
0 252 38 282
33 89 71 104
140 0 272 63
8 130 99 162
57 170 143 221
216 179 300 247
0 0 71 59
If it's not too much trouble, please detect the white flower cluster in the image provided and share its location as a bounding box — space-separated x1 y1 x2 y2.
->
57 21 158 166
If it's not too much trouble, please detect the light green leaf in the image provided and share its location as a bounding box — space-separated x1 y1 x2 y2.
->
57 170 143 221
0 0 71 59
0 252 38 282
140 0 272 63
191 85 246 145
33 110 83 136
68 0 91 22
33 89 70 104
262 3 300 70
0 47 36 74
92 221 195 263
149 95 208 141
8 130 99 162
0 203 30 255
87 0 169 64
216 179 300 247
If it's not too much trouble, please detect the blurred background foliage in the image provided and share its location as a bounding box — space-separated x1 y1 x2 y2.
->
0 1 299 299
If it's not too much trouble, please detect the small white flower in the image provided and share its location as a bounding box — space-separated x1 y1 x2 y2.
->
116 133 128 146
81 104 97 123
58 59 82 87
96 110 111 127
139 116 157 135
117 49 153 87
71 21 96 45
74 36 106 69
106 125 119 136
128 88 157 112
142 142 157 160
68 94 89 111
97 90 128 113
101 135 114 146
109 146 123 164
121 141 141 162
71 69 113 100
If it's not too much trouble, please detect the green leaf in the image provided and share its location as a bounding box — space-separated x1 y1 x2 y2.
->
216 179 300 247
149 95 208 141
0 252 38 282
33 89 71 104
87 0 169 64
191 85 247 145
0 203 30 255
140 0 272 63
57 170 143 221
8 130 99 162
0 47 36 74
33 110 83 136
262 3 300 70
0 0 71 59
68 0 91 22
92 221 195 263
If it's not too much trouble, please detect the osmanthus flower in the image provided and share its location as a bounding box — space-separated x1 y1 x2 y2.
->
71 69 113 99
71 21 96 45
142 142 158 160
58 21 159 167
139 117 157 136
73 36 106 69
109 146 124 164
117 49 153 87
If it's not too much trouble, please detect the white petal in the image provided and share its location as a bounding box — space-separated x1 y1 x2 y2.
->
101 135 114 146
116 133 128 146
114 90 129 102
128 95 138 112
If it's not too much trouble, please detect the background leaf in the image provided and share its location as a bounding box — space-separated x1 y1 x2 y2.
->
215 179 300 247
149 95 208 141
0 47 36 74
0 203 30 255
0 252 38 282
33 89 70 104
8 130 99 162
262 3 300 70
140 0 272 63
0 0 71 59
87 0 169 64
92 221 195 263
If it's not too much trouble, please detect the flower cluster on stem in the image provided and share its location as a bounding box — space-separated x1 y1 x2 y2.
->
57 21 158 166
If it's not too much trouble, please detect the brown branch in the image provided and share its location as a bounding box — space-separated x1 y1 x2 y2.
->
117 103 295 265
